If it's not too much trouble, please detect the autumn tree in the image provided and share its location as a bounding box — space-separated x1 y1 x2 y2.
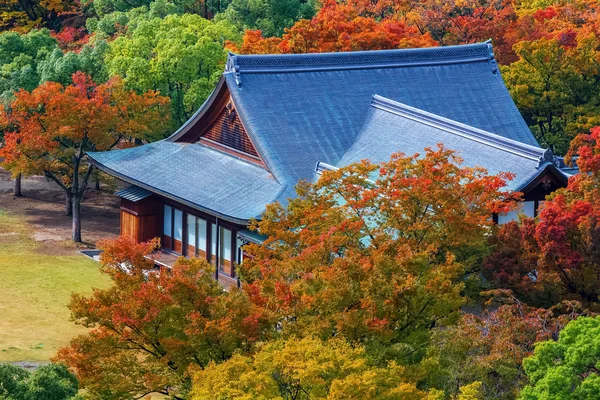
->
519 316 600 399
503 33 600 155
240 145 518 364
422 290 584 399
234 0 437 54
56 236 271 399
0 72 170 242
191 336 435 400
484 126 600 309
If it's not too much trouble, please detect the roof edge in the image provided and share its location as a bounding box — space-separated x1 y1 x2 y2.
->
226 42 495 77
370 95 547 163
87 152 252 225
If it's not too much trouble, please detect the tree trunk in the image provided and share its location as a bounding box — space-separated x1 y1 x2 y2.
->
72 194 82 243
65 193 73 217
13 174 22 197
95 177 100 190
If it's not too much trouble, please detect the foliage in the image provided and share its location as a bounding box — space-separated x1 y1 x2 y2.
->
0 72 170 241
484 126 600 309
56 236 271 399
191 336 432 400
519 316 600 399
216 0 316 37
0 29 58 101
100 8 240 125
234 0 437 54
503 33 600 154
422 291 584 399
240 146 518 364
0 363 79 400
0 0 78 32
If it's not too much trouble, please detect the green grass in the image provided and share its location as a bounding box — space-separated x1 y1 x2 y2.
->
0 209 111 363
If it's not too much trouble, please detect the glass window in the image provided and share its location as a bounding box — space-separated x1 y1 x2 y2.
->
198 219 207 254
187 214 196 255
163 205 172 236
211 223 217 264
219 227 232 275
174 209 183 241
221 228 232 262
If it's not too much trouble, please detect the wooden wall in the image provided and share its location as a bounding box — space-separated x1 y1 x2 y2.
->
120 196 160 243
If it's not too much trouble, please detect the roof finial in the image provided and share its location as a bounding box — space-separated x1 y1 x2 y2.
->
225 53 242 86
485 40 498 74
537 147 554 168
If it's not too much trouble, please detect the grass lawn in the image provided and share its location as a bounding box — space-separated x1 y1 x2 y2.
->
0 208 111 363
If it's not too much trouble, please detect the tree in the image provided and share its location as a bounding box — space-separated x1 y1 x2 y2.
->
216 0 316 38
502 32 600 155
191 336 432 400
0 29 58 100
56 236 271 399
233 0 437 54
240 145 519 363
519 316 600 399
484 126 600 309
0 0 79 32
0 363 79 400
0 72 170 242
422 291 583 399
97 7 240 125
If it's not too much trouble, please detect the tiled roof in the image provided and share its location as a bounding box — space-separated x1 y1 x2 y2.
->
92 42 548 223
88 141 283 224
218 42 539 204
338 95 564 192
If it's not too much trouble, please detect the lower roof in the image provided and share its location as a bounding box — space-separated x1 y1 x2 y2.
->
338 95 566 192
88 141 283 224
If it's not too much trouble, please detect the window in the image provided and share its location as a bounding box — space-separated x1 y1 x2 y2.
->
173 209 183 253
211 223 217 265
187 214 196 256
198 218 207 257
219 228 232 275
186 215 208 258
162 205 183 253
163 205 172 249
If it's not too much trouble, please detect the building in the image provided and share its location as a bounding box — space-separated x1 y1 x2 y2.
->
88 42 568 285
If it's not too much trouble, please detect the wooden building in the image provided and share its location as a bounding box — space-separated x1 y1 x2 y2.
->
88 42 570 285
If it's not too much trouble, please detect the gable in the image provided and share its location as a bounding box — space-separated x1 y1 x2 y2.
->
199 101 260 160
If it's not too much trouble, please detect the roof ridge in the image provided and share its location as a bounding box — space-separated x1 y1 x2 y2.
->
225 43 494 77
370 95 546 162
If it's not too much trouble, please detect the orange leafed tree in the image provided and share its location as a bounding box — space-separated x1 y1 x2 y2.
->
56 236 271 399
233 0 437 54
240 145 519 361
0 72 170 242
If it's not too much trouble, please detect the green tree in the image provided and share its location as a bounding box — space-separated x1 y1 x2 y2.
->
0 29 57 101
519 316 600 399
0 363 79 400
98 7 240 125
216 0 315 37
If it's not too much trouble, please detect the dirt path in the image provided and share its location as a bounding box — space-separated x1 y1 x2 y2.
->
0 167 121 253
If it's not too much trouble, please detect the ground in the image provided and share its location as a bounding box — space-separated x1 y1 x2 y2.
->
0 167 119 363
